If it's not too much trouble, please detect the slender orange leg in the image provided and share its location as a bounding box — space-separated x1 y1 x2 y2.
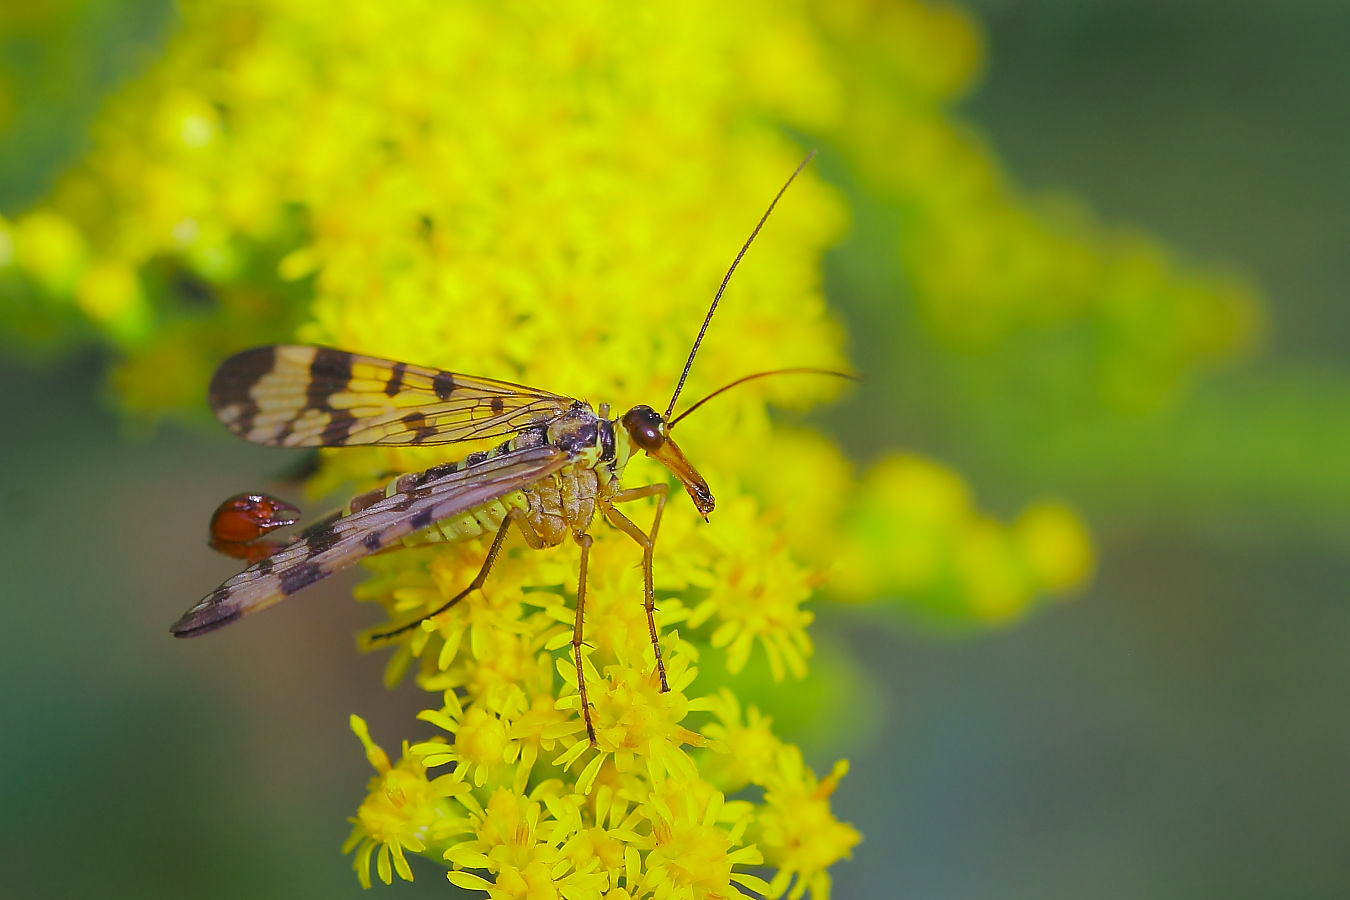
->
572 530 597 745
603 482 670 692
365 508 545 643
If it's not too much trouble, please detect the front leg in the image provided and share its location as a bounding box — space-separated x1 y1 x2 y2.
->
602 483 670 692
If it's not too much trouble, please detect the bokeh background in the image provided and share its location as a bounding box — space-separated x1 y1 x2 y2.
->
2 1 1347 897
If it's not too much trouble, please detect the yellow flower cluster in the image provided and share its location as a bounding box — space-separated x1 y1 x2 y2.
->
739 428 1093 622
348 686 861 899
786 1 1261 413
342 473 862 894
833 454 1095 622
3 0 1267 893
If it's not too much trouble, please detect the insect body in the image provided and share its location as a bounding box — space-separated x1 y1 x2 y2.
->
174 153 824 743
208 493 300 562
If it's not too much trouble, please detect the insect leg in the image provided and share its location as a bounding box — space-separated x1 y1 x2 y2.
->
603 483 670 693
573 531 597 745
365 508 539 643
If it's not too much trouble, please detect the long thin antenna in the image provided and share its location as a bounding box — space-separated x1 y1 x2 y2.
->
667 367 856 429
663 149 818 420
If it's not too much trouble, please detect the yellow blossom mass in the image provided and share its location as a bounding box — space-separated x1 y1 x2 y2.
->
1 0 1267 895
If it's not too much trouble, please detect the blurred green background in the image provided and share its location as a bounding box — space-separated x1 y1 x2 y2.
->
2 1 1347 897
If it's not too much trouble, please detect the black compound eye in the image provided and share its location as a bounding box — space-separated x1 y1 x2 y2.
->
622 405 665 452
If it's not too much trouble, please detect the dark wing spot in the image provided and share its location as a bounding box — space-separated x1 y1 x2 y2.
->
490 397 505 413
362 531 384 551
320 408 357 445
464 451 489 467
309 347 354 382
402 410 438 443
432 372 456 401
209 346 275 408
279 563 325 596
307 348 353 411
409 508 434 530
304 526 342 557
209 346 275 434
385 361 407 396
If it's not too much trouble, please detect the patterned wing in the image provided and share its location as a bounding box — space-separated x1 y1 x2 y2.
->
171 446 569 636
210 345 576 447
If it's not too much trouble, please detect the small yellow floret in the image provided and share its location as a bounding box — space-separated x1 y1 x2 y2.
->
344 715 471 888
757 752 860 900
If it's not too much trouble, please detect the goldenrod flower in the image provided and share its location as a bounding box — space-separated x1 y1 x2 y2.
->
702 496 816 680
756 753 861 900
552 645 706 795
443 786 609 899
634 778 770 899
344 715 472 888
698 690 785 794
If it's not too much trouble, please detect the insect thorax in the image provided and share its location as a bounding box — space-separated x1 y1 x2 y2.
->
547 401 630 479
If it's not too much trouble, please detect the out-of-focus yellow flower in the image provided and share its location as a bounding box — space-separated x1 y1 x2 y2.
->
14 211 85 295
74 259 150 344
834 453 1095 622
1016 502 1096 593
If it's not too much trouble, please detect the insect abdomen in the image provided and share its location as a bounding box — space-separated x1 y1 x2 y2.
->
406 491 530 546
